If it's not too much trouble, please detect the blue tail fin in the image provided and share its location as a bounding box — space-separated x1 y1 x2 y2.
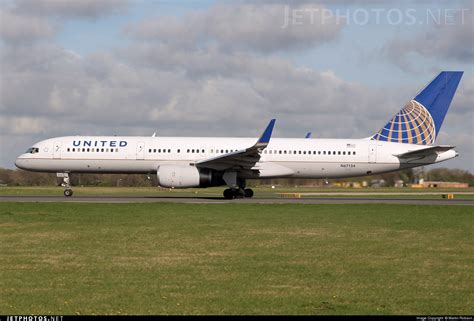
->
372 71 463 145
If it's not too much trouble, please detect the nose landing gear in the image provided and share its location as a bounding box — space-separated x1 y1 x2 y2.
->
57 173 73 197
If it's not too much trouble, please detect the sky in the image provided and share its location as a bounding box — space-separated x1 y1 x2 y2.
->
0 0 473 172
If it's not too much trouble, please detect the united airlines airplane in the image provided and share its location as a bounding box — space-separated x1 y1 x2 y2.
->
15 71 463 199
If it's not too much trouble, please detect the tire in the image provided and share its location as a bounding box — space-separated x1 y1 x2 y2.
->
64 189 73 197
223 189 234 199
244 188 254 198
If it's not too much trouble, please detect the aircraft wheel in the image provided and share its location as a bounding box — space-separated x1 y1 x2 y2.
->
244 188 254 198
64 189 73 197
223 189 234 199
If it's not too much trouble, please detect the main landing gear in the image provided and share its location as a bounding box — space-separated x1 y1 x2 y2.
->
57 173 73 197
222 171 254 199
223 188 254 199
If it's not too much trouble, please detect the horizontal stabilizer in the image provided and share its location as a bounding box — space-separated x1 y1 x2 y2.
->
394 145 455 158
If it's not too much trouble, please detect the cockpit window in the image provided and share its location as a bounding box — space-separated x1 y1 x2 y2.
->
26 147 39 154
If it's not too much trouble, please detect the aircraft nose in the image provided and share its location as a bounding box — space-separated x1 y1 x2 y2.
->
15 157 27 169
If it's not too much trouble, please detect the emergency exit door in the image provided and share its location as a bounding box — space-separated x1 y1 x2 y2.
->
368 143 377 163
136 142 145 160
53 141 61 159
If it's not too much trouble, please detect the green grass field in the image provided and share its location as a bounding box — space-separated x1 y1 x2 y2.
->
0 202 472 315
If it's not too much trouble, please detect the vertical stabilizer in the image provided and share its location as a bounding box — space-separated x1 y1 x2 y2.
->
372 71 463 145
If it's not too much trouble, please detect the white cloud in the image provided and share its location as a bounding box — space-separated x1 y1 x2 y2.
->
13 0 130 19
126 3 344 53
0 9 56 44
384 4 473 70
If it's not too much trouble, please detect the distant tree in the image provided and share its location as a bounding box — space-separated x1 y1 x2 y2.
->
426 168 474 185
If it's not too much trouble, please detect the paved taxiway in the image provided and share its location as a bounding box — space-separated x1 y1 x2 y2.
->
1 195 473 205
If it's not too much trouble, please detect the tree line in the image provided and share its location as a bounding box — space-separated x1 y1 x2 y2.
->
0 167 472 187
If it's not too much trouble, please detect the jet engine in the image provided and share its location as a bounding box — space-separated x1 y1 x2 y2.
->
157 165 224 188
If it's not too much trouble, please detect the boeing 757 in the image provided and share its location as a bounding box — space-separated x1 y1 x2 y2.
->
15 71 463 199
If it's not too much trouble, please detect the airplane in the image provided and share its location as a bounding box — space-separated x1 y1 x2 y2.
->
15 71 463 199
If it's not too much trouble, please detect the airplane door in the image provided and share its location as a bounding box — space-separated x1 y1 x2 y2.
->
53 141 61 159
136 141 145 160
368 143 377 163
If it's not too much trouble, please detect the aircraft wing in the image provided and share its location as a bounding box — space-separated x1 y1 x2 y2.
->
394 145 455 158
195 119 275 171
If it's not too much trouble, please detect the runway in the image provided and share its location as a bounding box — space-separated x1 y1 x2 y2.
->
1 195 473 205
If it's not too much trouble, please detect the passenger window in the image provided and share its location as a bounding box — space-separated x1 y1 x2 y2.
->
343 151 346 155
338 151 341 155
353 151 356 155
177 149 180 153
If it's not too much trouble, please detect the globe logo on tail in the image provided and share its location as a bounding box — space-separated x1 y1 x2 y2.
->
372 100 436 145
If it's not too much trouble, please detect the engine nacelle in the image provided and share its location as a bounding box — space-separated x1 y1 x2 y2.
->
157 165 224 188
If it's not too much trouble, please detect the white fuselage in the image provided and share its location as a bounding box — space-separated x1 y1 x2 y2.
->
15 136 457 181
